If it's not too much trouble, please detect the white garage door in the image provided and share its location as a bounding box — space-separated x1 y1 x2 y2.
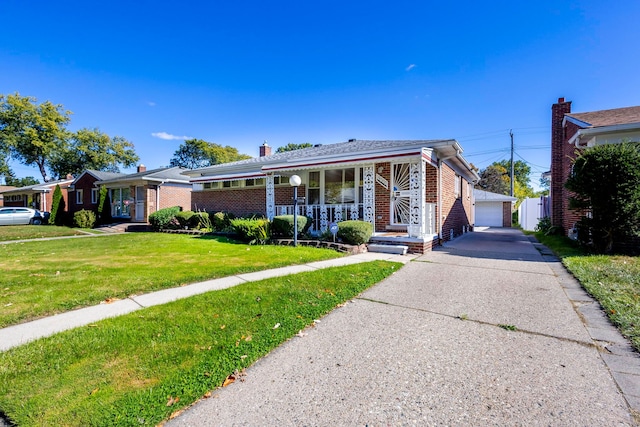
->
475 202 503 227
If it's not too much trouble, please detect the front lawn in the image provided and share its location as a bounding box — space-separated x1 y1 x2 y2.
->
533 232 640 351
0 225 89 242
0 261 400 427
0 233 342 328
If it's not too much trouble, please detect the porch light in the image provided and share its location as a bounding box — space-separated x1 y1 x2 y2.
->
289 175 302 247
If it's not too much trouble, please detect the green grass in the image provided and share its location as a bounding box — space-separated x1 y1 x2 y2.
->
0 233 341 328
0 225 89 242
533 232 640 350
0 260 400 427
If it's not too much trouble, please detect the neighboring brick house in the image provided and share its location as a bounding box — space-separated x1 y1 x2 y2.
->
550 98 640 235
68 170 127 217
183 140 480 253
97 165 192 222
0 185 17 206
0 178 74 212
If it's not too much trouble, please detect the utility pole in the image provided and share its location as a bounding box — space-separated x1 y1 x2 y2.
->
510 129 514 197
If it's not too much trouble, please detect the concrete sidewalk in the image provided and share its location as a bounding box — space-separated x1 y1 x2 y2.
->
168 228 640 426
0 252 413 352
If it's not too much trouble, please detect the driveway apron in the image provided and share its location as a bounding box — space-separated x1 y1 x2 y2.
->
169 228 636 426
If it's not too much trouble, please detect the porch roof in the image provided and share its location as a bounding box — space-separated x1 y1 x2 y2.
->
98 167 190 186
184 139 479 183
0 178 74 195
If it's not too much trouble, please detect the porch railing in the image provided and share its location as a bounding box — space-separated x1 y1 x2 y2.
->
275 204 362 234
274 202 437 237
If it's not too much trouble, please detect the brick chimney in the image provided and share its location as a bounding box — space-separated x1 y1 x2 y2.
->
550 97 572 231
259 141 272 157
137 164 147 173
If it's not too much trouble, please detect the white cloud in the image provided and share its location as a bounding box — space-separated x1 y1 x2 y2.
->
405 64 416 71
147 101 156 107
151 132 193 141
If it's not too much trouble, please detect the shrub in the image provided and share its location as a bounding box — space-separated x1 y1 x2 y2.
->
337 220 373 245
212 212 236 231
148 206 182 230
191 211 211 230
271 215 310 237
230 218 270 244
73 209 96 229
565 142 640 254
175 211 196 228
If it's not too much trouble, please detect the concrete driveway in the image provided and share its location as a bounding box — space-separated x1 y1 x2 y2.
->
168 228 638 426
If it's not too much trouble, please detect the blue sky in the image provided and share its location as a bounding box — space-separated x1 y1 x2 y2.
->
2 1 639 190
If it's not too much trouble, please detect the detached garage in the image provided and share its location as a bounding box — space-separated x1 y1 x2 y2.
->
473 189 516 227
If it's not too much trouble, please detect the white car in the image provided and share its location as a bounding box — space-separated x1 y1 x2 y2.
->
0 207 45 225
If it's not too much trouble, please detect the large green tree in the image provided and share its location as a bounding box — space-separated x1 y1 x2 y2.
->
3 171 39 187
0 93 71 181
169 138 251 169
565 142 640 254
275 142 313 153
476 160 536 203
50 128 139 178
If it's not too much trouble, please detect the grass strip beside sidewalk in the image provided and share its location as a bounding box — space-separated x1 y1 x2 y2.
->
0 260 400 427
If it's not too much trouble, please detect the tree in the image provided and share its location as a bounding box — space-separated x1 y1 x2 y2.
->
0 93 71 181
97 185 112 225
275 143 313 153
3 172 39 187
169 139 251 169
565 142 640 254
476 164 509 195
477 160 536 204
49 128 139 178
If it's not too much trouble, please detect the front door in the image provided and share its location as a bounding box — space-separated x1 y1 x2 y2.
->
135 186 145 221
391 163 411 225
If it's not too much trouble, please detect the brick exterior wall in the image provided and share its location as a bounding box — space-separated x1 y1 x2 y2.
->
502 202 512 227
68 174 100 216
551 98 584 235
192 186 269 216
374 162 391 232
3 185 70 214
440 163 473 241
157 183 191 212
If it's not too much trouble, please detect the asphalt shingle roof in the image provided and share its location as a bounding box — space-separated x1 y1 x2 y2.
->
567 106 640 128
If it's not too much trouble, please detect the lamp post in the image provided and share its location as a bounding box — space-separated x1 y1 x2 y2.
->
289 174 302 247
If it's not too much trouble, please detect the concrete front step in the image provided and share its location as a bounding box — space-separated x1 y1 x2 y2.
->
367 243 409 255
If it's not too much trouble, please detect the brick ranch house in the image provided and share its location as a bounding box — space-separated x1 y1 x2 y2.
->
69 165 192 222
183 139 480 253
0 177 74 212
551 98 640 235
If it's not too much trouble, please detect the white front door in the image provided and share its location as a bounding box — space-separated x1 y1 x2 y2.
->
391 163 411 225
135 186 145 221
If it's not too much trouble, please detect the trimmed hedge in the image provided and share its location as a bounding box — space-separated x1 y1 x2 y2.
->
230 218 270 244
337 220 373 245
73 209 96 229
212 212 236 231
175 211 195 228
272 215 310 237
149 206 182 230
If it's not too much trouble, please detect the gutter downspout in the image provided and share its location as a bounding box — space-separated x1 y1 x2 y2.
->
156 181 166 216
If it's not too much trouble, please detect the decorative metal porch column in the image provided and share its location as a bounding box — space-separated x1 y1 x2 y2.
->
408 159 426 238
363 164 375 225
265 174 275 220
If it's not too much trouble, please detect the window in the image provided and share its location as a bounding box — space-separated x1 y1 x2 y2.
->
455 175 461 199
76 189 84 204
223 180 241 188
324 168 355 204
245 178 265 187
307 171 320 204
91 188 99 204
